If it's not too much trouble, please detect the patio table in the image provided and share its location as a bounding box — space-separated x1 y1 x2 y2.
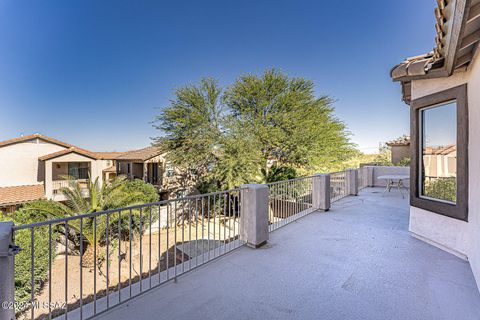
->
377 174 410 198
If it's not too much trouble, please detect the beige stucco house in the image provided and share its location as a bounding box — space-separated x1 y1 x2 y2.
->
386 136 410 164
0 134 121 213
391 0 480 290
115 146 198 200
115 146 164 185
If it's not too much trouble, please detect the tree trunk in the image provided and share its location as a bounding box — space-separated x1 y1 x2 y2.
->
82 244 96 268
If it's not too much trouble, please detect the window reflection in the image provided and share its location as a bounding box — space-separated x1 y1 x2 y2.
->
420 101 457 203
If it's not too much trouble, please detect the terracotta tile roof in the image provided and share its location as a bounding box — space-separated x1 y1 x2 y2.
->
391 0 480 103
386 136 410 147
390 0 457 82
424 144 456 155
1 134 125 161
38 147 100 161
115 146 163 161
102 165 117 173
390 52 442 80
94 152 124 159
0 133 73 149
0 184 45 206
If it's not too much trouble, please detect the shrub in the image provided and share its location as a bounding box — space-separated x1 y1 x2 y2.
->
424 177 456 203
0 207 57 308
106 179 160 238
396 157 411 167
119 179 159 205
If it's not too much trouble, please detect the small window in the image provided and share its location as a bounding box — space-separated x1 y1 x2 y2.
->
127 163 131 174
411 85 468 221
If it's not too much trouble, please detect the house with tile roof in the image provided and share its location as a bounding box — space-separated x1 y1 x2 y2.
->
115 146 165 185
114 146 198 200
386 136 410 164
391 0 480 291
0 133 121 213
0 133 196 213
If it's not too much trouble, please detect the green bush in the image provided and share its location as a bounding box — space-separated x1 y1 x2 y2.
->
263 165 297 183
106 179 160 239
396 157 411 167
1 207 57 308
424 177 456 203
107 207 159 240
116 179 160 208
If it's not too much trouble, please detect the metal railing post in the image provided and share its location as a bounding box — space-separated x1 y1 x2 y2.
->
312 174 330 211
346 168 359 196
240 184 269 248
0 221 15 320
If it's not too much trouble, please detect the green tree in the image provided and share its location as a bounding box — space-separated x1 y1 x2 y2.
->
154 69 355 190
224 69 355 175
153 78 224 182
262 164 297 183
205 121 264 190
2 177 159 309
22 177 159 266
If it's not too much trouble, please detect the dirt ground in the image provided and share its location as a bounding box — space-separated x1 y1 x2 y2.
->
19 217 240 320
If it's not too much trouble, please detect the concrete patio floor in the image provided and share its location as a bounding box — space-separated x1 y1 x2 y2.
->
95 188 480 320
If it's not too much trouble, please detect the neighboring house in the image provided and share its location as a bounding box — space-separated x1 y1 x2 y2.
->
386 136 410 164
115 146 197 200
423 144 457 179
115 146 165 185
0 134 121 213
391 0 480 289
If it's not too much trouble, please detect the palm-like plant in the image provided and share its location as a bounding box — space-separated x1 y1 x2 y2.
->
24 176 154 267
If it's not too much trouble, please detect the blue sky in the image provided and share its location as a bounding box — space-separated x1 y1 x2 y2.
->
423 102 457 148
0 0 436 153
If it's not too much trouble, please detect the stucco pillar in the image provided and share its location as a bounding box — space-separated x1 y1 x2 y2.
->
346 168 358 196
366 166 375 187
240 184 269 248
143 163 148 182
45 160 53 199
312 174 330 211
0 221 15 320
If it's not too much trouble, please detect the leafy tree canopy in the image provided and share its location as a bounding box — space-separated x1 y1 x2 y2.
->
154 69 355 190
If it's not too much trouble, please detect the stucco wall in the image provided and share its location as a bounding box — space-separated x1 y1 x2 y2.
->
467 50 480 291
410 52 480 290
409 206 469 259
391 145 410 164
0 138 65 187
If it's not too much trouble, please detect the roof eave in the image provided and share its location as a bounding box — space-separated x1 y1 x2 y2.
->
391 0 477 103
39 150 100 161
